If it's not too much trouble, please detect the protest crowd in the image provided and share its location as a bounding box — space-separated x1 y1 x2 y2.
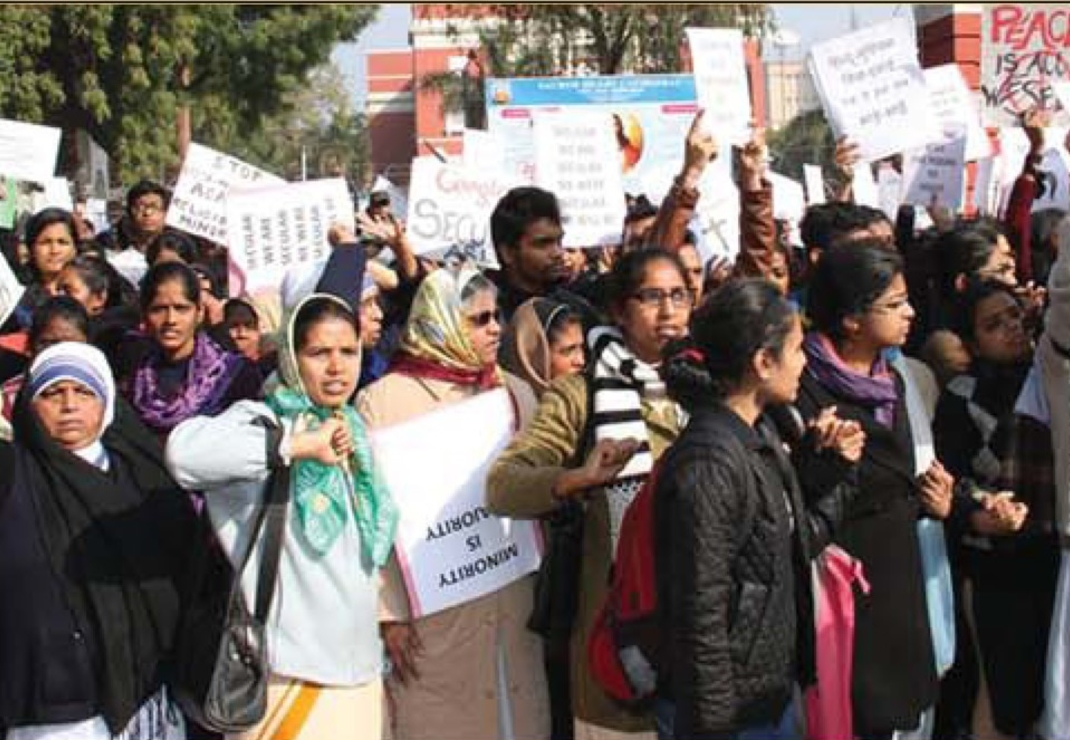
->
5 9 1070 740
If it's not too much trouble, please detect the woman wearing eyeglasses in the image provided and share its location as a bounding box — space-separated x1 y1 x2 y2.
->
487 248 692 739
795 241 952 739
357 264 549 740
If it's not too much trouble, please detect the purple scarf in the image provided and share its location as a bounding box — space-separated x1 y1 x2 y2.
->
803 332 899 428
132 332 246 434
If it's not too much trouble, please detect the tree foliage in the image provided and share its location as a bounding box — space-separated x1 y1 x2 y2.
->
767 108 838 185
0 5 377 184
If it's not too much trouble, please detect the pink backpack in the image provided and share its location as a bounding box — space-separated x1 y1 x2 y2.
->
805 545 870 740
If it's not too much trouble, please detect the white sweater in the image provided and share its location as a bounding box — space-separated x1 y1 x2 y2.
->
166 400 383 686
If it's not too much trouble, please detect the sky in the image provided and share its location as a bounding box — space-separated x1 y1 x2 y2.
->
332 3 909 108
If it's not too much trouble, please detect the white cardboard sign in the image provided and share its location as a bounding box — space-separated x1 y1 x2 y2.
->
225 178 353 295
685 27 752 144
809 18 939 162
901 135 967 211
0 251 27 329
924 64 994 162
370 390 543 618
168 143 285 244
0 119 61 184
803 164 827 205
405 157 519 262
532 110 628 248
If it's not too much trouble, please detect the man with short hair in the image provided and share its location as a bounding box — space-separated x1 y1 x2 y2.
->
489 186 569 320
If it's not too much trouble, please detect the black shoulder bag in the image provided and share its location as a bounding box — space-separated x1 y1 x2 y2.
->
172 455 290 733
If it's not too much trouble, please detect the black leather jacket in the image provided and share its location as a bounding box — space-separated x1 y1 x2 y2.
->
655 402 857 739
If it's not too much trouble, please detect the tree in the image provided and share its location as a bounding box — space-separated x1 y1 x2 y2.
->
0 5 377 184
767 108 838 186
419 4 773 121
214 63 370 184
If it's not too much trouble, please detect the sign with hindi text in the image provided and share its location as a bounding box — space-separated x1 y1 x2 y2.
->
809 18 939 162
225 178 353 295
685 27 752 144
370 390 543 618
901 135 967 211
924 64 993 161
532 110 628 247
168 143 284 244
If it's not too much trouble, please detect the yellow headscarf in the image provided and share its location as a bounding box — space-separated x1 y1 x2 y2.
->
394 265 502 388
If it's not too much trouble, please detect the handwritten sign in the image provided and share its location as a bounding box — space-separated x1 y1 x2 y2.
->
0 251 26 329
168 143 284 244
532 110 627 248
225 178 353 295
981 4 1070 126
924 64 993 161
809 18 939 162
685 28 752 144
370 390 542 618
878 165 905 220
0 119 61 184
405 157 519 262
901 135 967 211
852 164 880 209
769 171 807 224
803 164 827 205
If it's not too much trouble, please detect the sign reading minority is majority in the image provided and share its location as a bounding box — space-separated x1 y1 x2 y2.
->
371 390 542 618
532 110 628 248
981 4 1070 126
405 157 519 263
225 178 353 294
168 143 284 244
809 17 939 162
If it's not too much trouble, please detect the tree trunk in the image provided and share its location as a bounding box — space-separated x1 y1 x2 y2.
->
177 61 192 161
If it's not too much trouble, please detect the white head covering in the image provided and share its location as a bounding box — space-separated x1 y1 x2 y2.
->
28 341 116 465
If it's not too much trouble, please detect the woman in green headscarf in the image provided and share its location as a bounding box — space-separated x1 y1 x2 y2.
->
358 263 549 740
166 293 398 740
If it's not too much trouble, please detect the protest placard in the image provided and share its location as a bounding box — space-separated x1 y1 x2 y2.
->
809 17 939 162
981 4 1070 127
532 110 628 248
405 157 519 263
370 174 409 217
0 119 61 184
768 172 807 224
901 135 967 211
803 164 826 205
371 390 543 618
41 178 73 211
878 165 905 220
972 157 1001 216
0 178 16 230
225 178 353 295
694 167 741 262
685 27 752 144
852 165 880 208
924 64 994 161
0 251 26 329
168 143 285 244
462 128 506 173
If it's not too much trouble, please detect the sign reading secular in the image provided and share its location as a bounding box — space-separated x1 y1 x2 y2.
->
371 390 543 618
981 4 1070 127
168 143 285 244
405 157 519 262
532 110 628 248
225 178 353 295
808 17 939 162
